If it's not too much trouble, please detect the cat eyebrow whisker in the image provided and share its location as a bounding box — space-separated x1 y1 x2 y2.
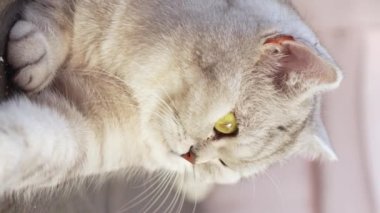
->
150 86 182 126
148 92 180 126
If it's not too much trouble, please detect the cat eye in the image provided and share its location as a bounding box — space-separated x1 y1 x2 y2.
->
214 112 238 136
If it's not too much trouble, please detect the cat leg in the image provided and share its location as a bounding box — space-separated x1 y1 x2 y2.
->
7 0 75 93
0 94 92 193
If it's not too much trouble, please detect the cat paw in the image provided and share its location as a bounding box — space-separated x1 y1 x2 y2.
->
7 20 56 93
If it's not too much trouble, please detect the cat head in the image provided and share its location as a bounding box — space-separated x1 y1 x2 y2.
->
126 0 342 185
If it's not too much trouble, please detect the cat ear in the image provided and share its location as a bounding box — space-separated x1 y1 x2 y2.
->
296 101 337 161
262 35 342 100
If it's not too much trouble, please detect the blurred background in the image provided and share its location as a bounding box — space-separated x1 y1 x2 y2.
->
1 0 379 212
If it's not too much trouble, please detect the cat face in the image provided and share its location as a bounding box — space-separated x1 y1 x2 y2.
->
136 38 340 185
126 0 342 184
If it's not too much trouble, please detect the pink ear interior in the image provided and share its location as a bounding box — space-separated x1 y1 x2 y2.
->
263 35 340 96
264 35 295 44
279 41 338 84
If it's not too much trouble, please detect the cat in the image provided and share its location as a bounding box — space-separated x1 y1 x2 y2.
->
0 0 342 201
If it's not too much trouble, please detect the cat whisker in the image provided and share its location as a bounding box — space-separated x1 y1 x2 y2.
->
130 172 162 189
117 171 170 213
149 173 179 213
79 99 137 109
132 171 173 211
192 199 198 213
189 167 198 213
125 171 172 212
173 169 188 213
150 82 183 128
250 176 257 201
147 93 185 139
263 171 284 207
149 93 180 125
164 174 184 213
142 172 176 213
75 68 131 88
176 181 187 213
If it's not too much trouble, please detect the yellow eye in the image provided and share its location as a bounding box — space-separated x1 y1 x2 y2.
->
214 112 238 135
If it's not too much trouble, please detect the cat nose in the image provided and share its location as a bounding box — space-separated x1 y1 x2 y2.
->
181 146 196 164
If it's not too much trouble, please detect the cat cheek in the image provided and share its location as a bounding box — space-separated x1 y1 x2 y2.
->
296 99 337 161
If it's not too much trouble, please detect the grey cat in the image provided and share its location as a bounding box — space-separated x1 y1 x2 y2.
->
1 0 342 200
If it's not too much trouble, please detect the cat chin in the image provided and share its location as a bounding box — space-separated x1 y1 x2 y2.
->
176 180 215 202
172 166 242 201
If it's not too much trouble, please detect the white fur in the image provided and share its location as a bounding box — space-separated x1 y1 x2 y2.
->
0 96 78 191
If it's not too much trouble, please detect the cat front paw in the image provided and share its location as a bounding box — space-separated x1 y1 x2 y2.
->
7 21 56 93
